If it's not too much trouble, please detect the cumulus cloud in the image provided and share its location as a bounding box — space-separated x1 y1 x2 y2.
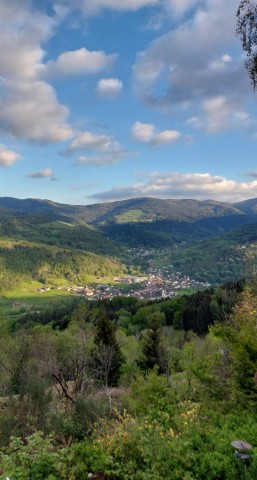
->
88 171 257 203
66 130 126 164
26 168 55 179
187 95 253 133
46 48 117 77
0 80 73 142
97 78 123 97
132 121 182 145
133 0 251 131
67 131 123 154
0 144 21 167
0 0 73 143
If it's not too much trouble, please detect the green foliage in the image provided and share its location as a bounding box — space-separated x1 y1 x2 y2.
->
0 239 126 293
123 370 176 417
90 313 124 387
139 313 168 374
213 287 257 403
0 432 72 480
1 281 257 479
72 404 257 480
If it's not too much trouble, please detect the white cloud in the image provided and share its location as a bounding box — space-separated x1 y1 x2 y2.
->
46 48 117 77
97 78 123 97
26 168 54 179
67 131 123 154
202 96 238 132
186 95 253 133
0 1 54 81
132 121 182 145
132 122 155 143
209 54 232 71
133 0 251 131
88 171 257 203
0 80 73 142
0 0 72 143
0 144 21 167
66 130 127 164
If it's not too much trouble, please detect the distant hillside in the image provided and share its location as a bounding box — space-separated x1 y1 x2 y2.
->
2 196 257 287
233 198 257 215
101 214 255 248
0 196 256 249
0 196 246 224
167 221 257 284
0 239 126 293
0 208 121 256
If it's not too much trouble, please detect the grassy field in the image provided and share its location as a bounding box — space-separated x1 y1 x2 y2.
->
0 284 73 318
114 209 153 223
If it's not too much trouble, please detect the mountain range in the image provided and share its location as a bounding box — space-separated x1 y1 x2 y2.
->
1 195 257 288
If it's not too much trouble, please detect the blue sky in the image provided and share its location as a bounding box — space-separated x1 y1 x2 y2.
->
1 0 257 204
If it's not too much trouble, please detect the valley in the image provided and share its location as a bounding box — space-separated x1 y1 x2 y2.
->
1 196 257 480
1 196 257 300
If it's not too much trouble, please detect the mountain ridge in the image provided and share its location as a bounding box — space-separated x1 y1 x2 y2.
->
0 195 251 224
1 196 257 288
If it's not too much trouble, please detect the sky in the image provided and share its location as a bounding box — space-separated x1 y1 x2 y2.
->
1 0 257 205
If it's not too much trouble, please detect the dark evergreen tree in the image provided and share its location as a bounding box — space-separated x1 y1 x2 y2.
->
139 313 168 375
180 290 213 335
90 313 124 387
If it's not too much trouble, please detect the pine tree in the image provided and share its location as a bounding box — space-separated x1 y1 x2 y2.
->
91 313 124 387
139 313 168 375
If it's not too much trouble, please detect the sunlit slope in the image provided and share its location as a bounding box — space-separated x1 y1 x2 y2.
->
0 208 121 255
0 238 126 292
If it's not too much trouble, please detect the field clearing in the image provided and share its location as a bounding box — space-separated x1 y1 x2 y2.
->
0 286 73 317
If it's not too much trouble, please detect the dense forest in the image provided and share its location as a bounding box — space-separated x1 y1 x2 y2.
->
2 199 257 287
1 279 257 479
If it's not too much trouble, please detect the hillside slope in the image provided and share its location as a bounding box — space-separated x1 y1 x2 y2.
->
0 196 256 249
0 239 126 292
0 208 121 255
0 196 245 223
166 222 257 284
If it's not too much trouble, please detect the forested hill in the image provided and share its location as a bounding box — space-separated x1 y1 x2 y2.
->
0 207 120 255
1 196 257 249
2 196 257 287
0 195 251 224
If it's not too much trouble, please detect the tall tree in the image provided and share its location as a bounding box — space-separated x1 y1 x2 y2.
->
139 313 168 375
237 0 257 89
91 313 124 387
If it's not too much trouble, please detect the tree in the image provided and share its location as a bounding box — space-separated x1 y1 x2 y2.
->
90 313 124 387
213 287 257 402
237 0 257 89
139 313 168 375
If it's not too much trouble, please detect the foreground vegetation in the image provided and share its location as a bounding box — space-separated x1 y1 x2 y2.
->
0 279 256 479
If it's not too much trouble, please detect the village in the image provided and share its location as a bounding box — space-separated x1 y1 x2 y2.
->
37 273 210 301
36 247 211 300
